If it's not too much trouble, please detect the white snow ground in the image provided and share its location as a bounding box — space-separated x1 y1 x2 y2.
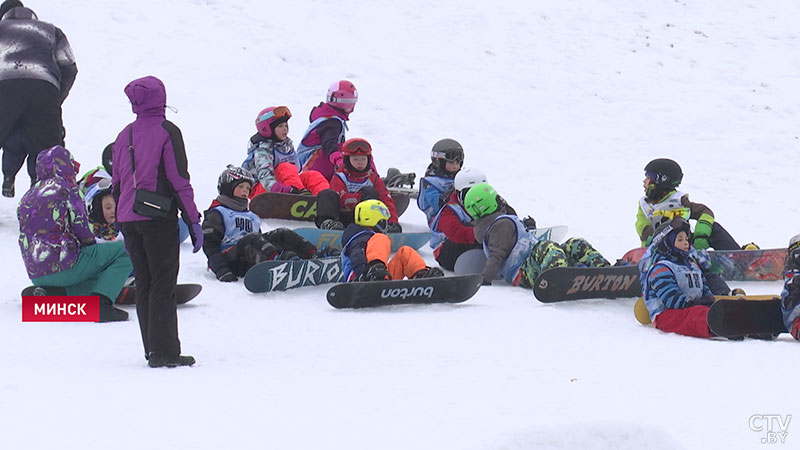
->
1 1 798 449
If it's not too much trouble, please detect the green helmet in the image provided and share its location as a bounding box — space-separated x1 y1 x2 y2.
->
463 183 499 219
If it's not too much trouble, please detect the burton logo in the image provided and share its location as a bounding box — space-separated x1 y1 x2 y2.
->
566 274 637 295
381 286 435 300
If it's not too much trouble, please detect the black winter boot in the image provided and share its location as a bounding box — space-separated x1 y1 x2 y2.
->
97 294 128 322
148 353 196 368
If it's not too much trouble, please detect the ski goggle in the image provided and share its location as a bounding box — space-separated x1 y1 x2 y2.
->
257 106 291 123
343 139 372 155
432 150 463 164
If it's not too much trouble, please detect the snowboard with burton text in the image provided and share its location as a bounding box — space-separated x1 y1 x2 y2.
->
326 274 483 309
533 265 640 302
244 257 342 293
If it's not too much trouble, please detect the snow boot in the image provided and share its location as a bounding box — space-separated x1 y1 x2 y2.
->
2 175 14 198
97 295 128 322
147 353 196 368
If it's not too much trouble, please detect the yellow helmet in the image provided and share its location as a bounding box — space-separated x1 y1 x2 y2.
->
355 199 391 230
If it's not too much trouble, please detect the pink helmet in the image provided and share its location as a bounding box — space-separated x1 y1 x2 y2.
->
255 106 291 138
326 80 358 113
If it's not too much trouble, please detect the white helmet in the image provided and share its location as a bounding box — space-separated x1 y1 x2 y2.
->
454 167 488 192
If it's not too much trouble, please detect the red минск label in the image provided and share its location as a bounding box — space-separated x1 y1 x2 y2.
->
22 296 100 322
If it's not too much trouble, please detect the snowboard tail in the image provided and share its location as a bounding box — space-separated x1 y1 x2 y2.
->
327 274 482 309
244 257 342 293
707 298 785 338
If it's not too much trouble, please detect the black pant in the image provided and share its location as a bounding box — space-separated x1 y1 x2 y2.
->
1 126 35 181
0 79 65 180
709 222 740 250
120 219 182 358
435 239 482 271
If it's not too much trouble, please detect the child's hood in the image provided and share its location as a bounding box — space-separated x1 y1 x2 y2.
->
35 145 79 182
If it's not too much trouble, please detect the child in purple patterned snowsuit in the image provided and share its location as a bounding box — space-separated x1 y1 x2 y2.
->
17 145 131 322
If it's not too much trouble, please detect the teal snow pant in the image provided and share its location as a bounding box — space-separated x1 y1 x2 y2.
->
31 241 133 301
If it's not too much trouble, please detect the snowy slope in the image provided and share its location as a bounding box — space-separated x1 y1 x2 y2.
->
1 1 799 449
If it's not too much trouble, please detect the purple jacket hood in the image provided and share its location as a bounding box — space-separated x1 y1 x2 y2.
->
125 76 167 117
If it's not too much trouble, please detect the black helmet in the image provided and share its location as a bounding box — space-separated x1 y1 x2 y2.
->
644 158 682 200
651 217 691 256
430 138 464 175
217 165 256 197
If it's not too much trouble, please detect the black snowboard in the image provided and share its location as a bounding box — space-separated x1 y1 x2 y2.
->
533 266 640 303
244 257 342 293
327 274 483 309
21 283 202 305
706 298 786 338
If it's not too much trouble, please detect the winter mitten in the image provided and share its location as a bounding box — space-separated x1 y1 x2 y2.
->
329 151 343 171
190 223 204 253
522 216 537 230
362 260 390 281
692 213 713 250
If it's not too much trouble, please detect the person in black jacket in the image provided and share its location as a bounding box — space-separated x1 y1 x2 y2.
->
0 1 77 197
202 166 338 282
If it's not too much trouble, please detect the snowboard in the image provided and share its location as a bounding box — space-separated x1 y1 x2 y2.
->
21 283 202 305
620 246 786 281
706 297 786 338
533 265 640 303
453 226 570 276
244 257 342 293
326 274 483 309
633 294 778 325
250 191 413 221
292 228 430 252
250 192 317 221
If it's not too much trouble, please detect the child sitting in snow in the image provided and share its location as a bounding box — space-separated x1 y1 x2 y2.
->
296 80 359 181
314 137 401 232
341 199 442 282
463 183 609 287
636 158 745 250
641 217 716 338
202 165 338 282
780 235 800 340
242 106 329 198
417 138 464 224
417 140 529 271
79 167 122 242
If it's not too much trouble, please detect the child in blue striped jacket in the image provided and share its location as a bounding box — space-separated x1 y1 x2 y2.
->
642 217 715 338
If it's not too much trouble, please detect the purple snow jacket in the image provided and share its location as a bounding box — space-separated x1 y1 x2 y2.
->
18 146 96 279
111 76 201 227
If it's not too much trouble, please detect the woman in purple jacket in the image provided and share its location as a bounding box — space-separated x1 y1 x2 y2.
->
111 75 202 368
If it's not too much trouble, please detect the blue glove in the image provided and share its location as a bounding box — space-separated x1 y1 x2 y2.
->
190 223 203 253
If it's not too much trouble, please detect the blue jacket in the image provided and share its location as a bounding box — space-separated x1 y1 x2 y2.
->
644 251 713 321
